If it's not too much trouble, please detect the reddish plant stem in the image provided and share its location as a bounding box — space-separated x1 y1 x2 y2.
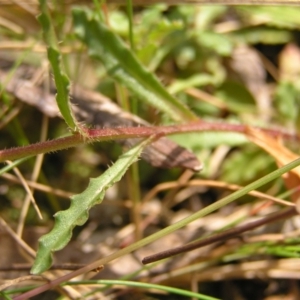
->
0 121 298 163
0 133 83 162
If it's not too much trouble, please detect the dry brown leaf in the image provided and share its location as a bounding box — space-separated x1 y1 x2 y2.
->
229 45 271 121
246 127 300 202
278 43 300 83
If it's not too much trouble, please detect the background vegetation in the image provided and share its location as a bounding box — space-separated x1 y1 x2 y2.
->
1 1 300 299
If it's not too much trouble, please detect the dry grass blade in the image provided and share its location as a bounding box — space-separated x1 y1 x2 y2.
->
6 160 43 220
17 115 48 236
142 179 294 207
0 104 22 129
0 275 45 291
0 173 73 198
0 217 36 258
186 88 227 110
195 258 300 281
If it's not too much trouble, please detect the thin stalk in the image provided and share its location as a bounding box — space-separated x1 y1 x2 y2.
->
66 280 220 300
9 118 29 146
116 71 141 240
17 115 49 236
0 158 29 175
0 133 83 162
116 84 130 111
127 0 135 51
120 1 141 238
0 42 35 96
8 161 42 220
130 162 142 241
93 0 105 22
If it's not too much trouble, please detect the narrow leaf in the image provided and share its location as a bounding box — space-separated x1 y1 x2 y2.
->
31 137 153 274
237 6 300 29
38 0 77 130
72 7 197 122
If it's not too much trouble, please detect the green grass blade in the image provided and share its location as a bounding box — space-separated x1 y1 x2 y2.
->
127 0 135 51
72 7 197 122
31 137 153 274
68 280 220 300
38 0 77 131
0 158 30 176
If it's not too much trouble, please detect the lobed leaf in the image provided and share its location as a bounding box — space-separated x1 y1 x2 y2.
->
72 7 197 122
38 0 77 131
31 137 153 274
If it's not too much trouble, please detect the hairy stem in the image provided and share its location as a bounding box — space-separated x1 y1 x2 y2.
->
0 121 298 163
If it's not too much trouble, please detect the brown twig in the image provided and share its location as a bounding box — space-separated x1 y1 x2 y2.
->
142 207 297 264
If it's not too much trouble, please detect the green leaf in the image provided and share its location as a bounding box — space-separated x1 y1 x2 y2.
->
168 74 220 95
170 131 248 150
168 54 226 95
274 81 300 124
237 6 300 29
137 20 183 67
108 10 129 36
72 7 197 122
38 0 77 131
221 146 274 184
215 81 256 114
31 137 153 274
229 26 292 45
194 31 233 56
194 6 227 30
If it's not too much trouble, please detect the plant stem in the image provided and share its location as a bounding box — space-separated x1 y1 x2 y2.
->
1 121 298 163
127 0 135 52
129 162 142 241
0 133 83 162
